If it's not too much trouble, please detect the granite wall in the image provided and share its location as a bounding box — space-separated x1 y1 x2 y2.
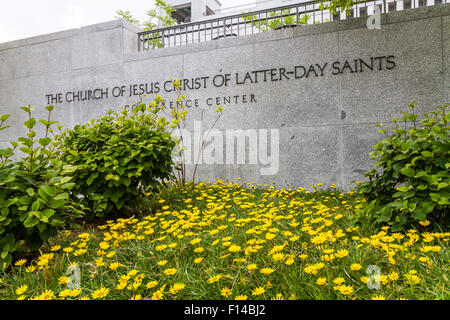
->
0 4 449 190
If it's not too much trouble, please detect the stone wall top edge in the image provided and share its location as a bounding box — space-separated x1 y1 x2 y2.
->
0 19 131 52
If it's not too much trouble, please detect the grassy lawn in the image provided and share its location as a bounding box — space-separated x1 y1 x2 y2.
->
0 181 448 300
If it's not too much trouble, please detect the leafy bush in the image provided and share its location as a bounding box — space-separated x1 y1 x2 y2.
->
0 107 83 269
59 100 177 218
356 102 449 231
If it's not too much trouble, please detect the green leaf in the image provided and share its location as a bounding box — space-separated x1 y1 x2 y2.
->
26 188 35 196
411 209 426 220
400 166 414 178
40 209 55 223
39 185 57 198
38 138 52 147
0 233 15 250
421 201 435 214
24 118 37 129
414 171 428 178
50 199 66 209
20 147 33 155
437 182 448 190
430 193 440 202
23 215 39 228
0 114 10 122
31 200 42 211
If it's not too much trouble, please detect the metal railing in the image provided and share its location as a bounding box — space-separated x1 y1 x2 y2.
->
138 0 448 51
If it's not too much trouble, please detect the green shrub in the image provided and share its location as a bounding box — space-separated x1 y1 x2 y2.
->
58 100 177 218
356 102 449 231
0 107 84 269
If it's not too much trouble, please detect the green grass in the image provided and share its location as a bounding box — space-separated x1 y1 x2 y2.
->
0 181 449 300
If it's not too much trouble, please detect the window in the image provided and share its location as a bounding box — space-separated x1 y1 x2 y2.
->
171 4 192 24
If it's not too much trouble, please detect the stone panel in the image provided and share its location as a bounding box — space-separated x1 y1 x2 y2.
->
339 17 444 124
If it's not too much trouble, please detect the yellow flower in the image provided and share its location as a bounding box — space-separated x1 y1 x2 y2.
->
388 271 399 281
337 285 354 295
92 287 109 299
58 276 69 285
95 257 105 267
157 260 168 266
333 277 345 285
335 249 349 258
16 285 28 295
419 220 430 226
156 244 167 251
272 252 285 261
251 287 265 296
14 259 27 267
260 268 275 275
228 244 241 252
194 247 204 253
235 294 248 300
247 264 257 271
164 268 177 276
405 274 421 285
59 289 72 298
372 295 386 300
194 257 203 264
146 281 158 289
99 242 110 250
285 257 294 265
152 286 166 300
36 290 54 300
221 287 232 297
169 283 186 294
70 289 82 297
316 277 327 285
207 274 222 283
37 258 49 268
350 263 362 271
116 280 127 290
265 233 276 240
128 270 139 277
109 262 122 271
51 245 61 251
25 266 36 273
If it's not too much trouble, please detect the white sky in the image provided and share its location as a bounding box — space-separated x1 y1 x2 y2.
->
0 0 255 44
